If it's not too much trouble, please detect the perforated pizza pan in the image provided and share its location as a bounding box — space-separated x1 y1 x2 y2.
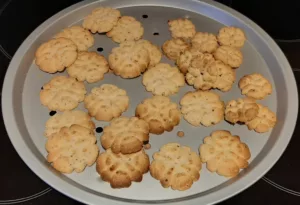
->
1 0 298 204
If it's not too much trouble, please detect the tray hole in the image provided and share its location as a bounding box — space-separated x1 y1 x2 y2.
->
142 14 148 19
97 47 104 52
49 111 56 116
153 32 159 36
96 127 103 133
41 87 43 90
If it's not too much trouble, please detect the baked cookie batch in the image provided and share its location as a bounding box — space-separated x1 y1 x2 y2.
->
35 7 277 191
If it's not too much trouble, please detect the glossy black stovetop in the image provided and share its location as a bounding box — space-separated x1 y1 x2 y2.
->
0 0 299 204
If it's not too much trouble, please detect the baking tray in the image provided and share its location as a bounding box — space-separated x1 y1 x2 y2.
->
1 0 298 204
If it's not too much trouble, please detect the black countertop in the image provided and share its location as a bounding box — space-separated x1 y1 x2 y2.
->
0 0 299 204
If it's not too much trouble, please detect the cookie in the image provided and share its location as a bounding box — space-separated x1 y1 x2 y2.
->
186 58 236 92
107 16 144 43
40 76 86 111
150 143 201 191
82 7 121 33
217 26 246 48
54 26 94 51
168 18 196 40
84 84 129 121
96 149 149 188
136 39 162 67
176 48 203 74
199 130 251 177
142 63 185 96
191 32 218 53
246 104 277 133
45 110 95 137
35 38 77 73
239 73 272 100
180 91 224 126
225 98 259 124
213 45 243 68
46 125 99 173
135 96 181 135
67 51 109 83
162 38 189 61
101 117 150 154
109 41 150 78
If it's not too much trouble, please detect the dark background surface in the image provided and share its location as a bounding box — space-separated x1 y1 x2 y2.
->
0 0 300 204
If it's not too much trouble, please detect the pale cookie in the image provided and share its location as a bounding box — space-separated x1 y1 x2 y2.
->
180 91 224 126
246 104 277 133
46 125 99 173
214 45 243 68
217 26 246 48
186 58 236 92
142 63 185 96
35 38 77 73
135 96 181 135
199 130 251 177
84 84 129 121
225 98 259 124
54 26 94 51
40 76 86 111
239 73 272 100
136 39 162 67
168 18 196 40
150 143 201 191
82 7 121 33
109 41 150 78
176 47 203 74
162 38 189 61
96 149 149 188
101 117 149 154
67 51 109 83
107 16 144 43
191 32 219 53
45 110 95 137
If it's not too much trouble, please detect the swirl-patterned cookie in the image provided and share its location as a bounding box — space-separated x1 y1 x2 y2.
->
142 63 185 96
199 130 251 177
217 26 246 48
135 96 181 135
214 45 243 68
136 39 161 67
84 84 129 121
191 32 219 53
150 143 201 191
40 76 86 111
168 18 196 40
101 116 150 154
162 38 189 61
176 48 203 74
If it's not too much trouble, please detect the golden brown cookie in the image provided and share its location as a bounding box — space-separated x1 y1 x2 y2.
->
96 149 150 188
214 45 243 68
246 104 277 133
217 26 246 48
176 47 203 74
150 143 201 191
35 38 77 73
82 7 121 33
239 73 272 100
199 130 251 177
40 76 86 111
168 18 196 40
54 26 94 51
135 96 181 135
46 125 99 173
107 16 144 43
136 39 162 67
67 51 109 83
84 84 129 121
191 32 219 53
180 91 224 126
101 116 150 154
225 97 259 124
162 38 189 61
142 63 185 96
44 110 95 137
109 41 150 78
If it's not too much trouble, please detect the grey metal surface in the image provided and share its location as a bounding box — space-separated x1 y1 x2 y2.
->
1 0 298 204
